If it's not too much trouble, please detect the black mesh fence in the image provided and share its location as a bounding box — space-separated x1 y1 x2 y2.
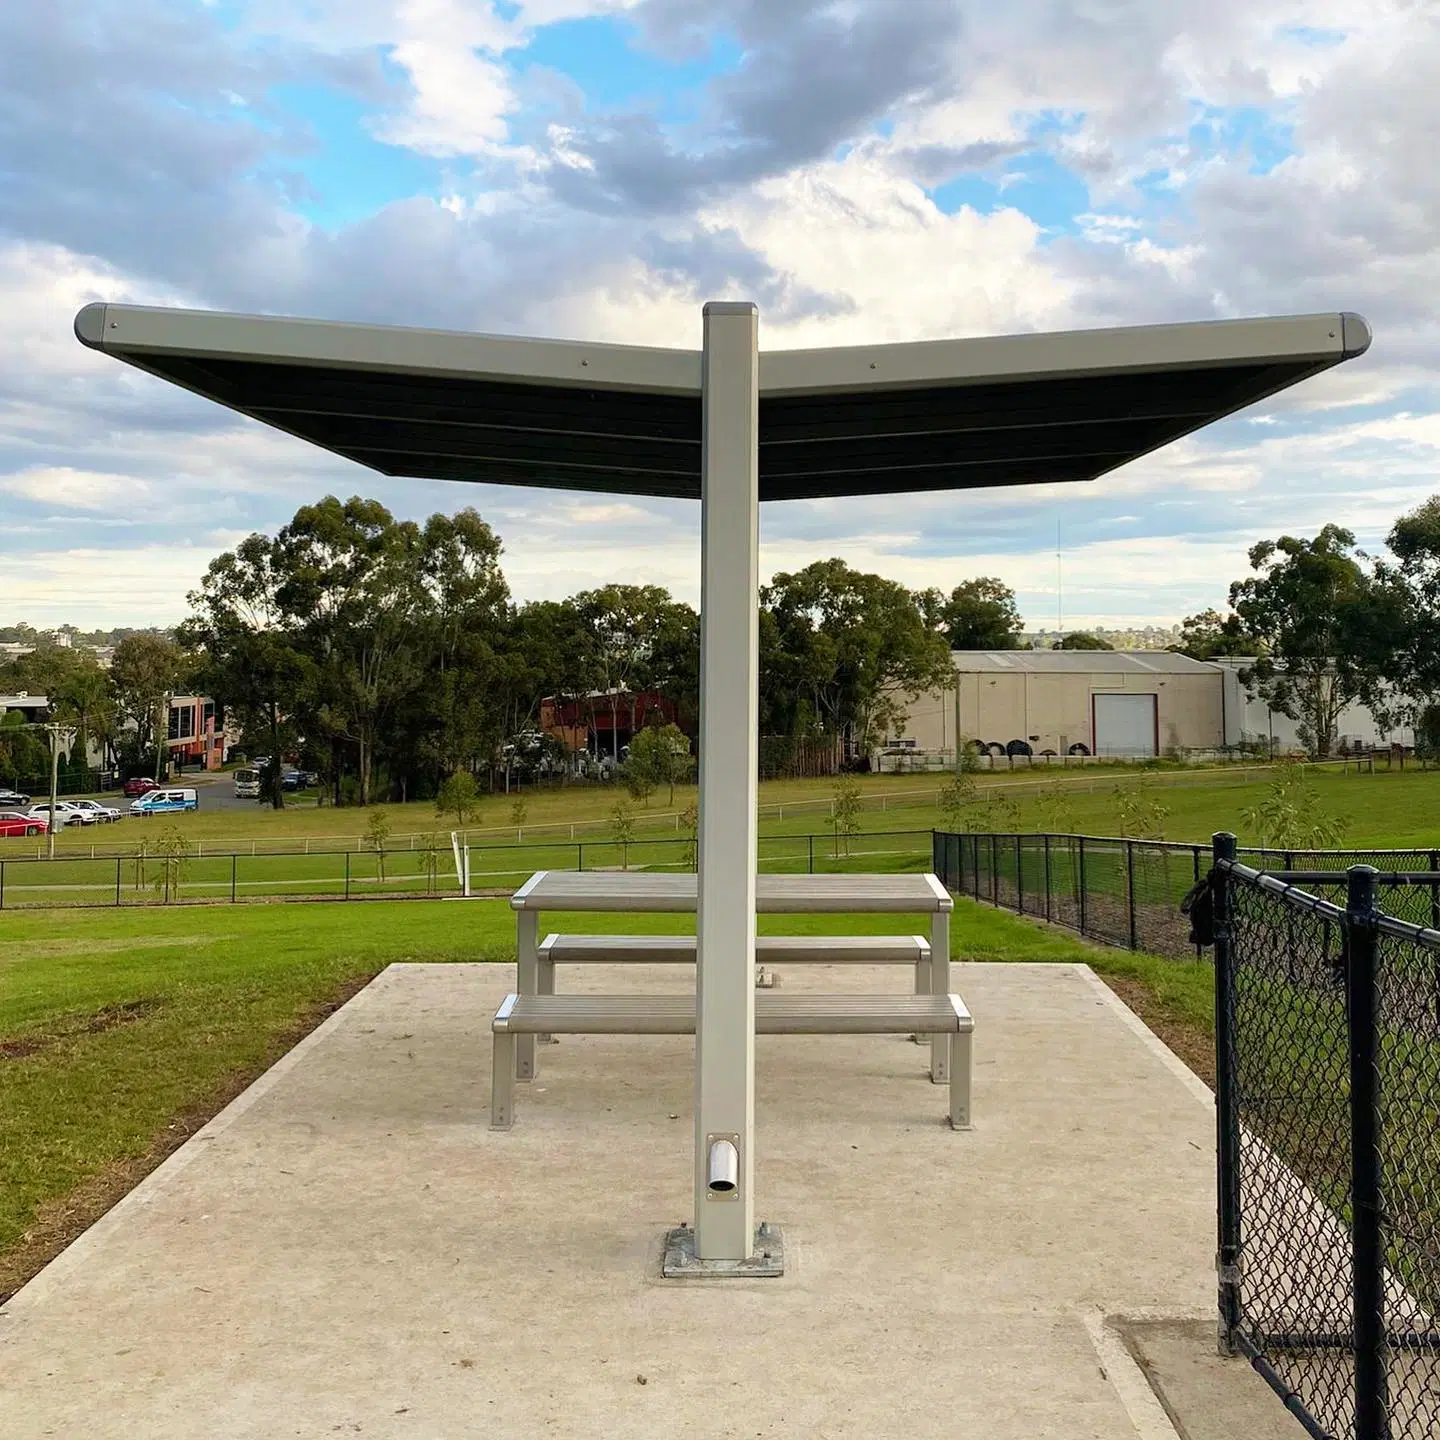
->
933 831 1440 966
1215 849 1440 1440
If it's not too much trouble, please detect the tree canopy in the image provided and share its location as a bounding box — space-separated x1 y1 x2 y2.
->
1054 632 1113 651
1228 526 1386 757
927 577 1024 650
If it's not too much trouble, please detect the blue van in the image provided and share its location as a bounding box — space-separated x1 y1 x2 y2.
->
129 787 199 816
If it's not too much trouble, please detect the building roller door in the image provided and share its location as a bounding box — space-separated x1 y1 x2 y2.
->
1093 693 1157 757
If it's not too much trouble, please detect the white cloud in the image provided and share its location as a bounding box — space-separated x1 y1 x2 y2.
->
0 467 156 511
0 544 249 627
5 0 1440 634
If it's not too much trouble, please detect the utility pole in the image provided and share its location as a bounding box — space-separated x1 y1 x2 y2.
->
44 723 75 861
154 695 169 783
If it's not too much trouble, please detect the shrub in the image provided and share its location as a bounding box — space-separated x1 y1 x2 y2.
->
436 770 481 827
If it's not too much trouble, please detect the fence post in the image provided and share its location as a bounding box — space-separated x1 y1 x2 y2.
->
1432 851 1440 1036
577 843 583 872
1126 840 1138 950
1193 846 1202 956
0 859 5 910
1344 864 1387 1440
1211 832 1242 1357
231 853 238 904
115 856 121 907
990 833 999 905
1079 836 1088 937
1015 834 1024 914
1043 833 1052 922
808 833 814 875
344 850 351 901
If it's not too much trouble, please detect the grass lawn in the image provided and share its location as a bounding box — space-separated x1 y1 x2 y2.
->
7 759 1439 868
0 895 1213 1300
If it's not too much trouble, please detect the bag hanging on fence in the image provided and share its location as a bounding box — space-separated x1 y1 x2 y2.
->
1180 876 1215 947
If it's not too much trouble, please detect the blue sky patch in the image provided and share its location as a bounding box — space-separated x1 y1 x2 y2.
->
521 16 742 125
263 83 441 227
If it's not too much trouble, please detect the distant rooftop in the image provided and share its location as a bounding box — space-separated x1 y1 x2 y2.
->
950 649 1216 675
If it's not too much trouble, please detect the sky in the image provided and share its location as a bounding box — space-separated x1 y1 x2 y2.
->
1 0 1438 632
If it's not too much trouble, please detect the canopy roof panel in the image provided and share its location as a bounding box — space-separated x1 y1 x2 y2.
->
74 303 1370 503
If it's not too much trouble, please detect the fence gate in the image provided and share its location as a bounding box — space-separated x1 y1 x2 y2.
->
1210 833 1440 1440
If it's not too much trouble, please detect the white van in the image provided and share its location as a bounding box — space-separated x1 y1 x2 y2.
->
233 768 261 799
130 788 199 816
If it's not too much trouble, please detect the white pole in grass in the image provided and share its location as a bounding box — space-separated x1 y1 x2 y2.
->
693 301 759 1262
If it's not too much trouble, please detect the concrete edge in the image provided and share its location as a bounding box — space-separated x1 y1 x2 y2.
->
1070 964 1213 1110
1080 1308 1184 1440
0 966 395 1321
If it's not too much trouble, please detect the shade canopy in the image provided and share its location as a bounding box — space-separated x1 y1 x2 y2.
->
75 303 1370 503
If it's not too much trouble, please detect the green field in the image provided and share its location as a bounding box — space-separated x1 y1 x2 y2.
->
4 764 1438 911
7 760 1438 856
0 895 1207 1299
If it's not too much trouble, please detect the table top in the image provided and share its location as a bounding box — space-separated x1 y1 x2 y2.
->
510 870 952 913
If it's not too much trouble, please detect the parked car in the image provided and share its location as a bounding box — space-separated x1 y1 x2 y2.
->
26 802 94 827
130 787 199 816
122 776 160 798
67 799 123 823
280 769 315 791
0 787 31 808
0 810 47 837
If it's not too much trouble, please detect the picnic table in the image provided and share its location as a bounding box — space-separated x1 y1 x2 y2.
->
509 870 954 1082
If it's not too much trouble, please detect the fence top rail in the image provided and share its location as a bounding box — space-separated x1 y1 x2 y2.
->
1264 870 1440 886
1218 857 1348 924
936 828 1440 860
1218 855 1440 950
0 827 935 864
1375 913 1440 949
935 829 1204 851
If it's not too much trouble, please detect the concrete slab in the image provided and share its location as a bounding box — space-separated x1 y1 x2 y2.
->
0 962 1240 1439
1120 1320 1307 1440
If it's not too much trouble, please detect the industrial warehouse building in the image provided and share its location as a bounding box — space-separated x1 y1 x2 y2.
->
882 650 1410 766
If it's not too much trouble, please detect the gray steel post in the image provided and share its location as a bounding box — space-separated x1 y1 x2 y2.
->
1127 841 1138 950
694 301 760 1262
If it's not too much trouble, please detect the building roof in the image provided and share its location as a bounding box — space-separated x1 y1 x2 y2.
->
73 303 1370 504
951 650 1219 675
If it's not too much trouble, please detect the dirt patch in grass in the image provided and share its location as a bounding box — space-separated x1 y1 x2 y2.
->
0 971 377 1304
0 999 164 1060
1098 972 1215 1089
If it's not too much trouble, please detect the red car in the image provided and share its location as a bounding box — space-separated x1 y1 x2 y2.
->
122 777 160 798
0 811 47 837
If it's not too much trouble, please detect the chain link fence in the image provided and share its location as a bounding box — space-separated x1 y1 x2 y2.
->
932 831 1440 962
1212 840 1440 1440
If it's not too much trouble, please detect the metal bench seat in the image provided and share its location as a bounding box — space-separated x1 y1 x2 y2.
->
539 932 930 963
537 932 932 989
490 991 973 1131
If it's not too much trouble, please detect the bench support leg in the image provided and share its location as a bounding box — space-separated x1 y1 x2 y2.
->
949 1030 973 1131
516 910 539 1080
538 955 556 1044
912 953 932 1043
491 1030 516 1129
929 910 951 1083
